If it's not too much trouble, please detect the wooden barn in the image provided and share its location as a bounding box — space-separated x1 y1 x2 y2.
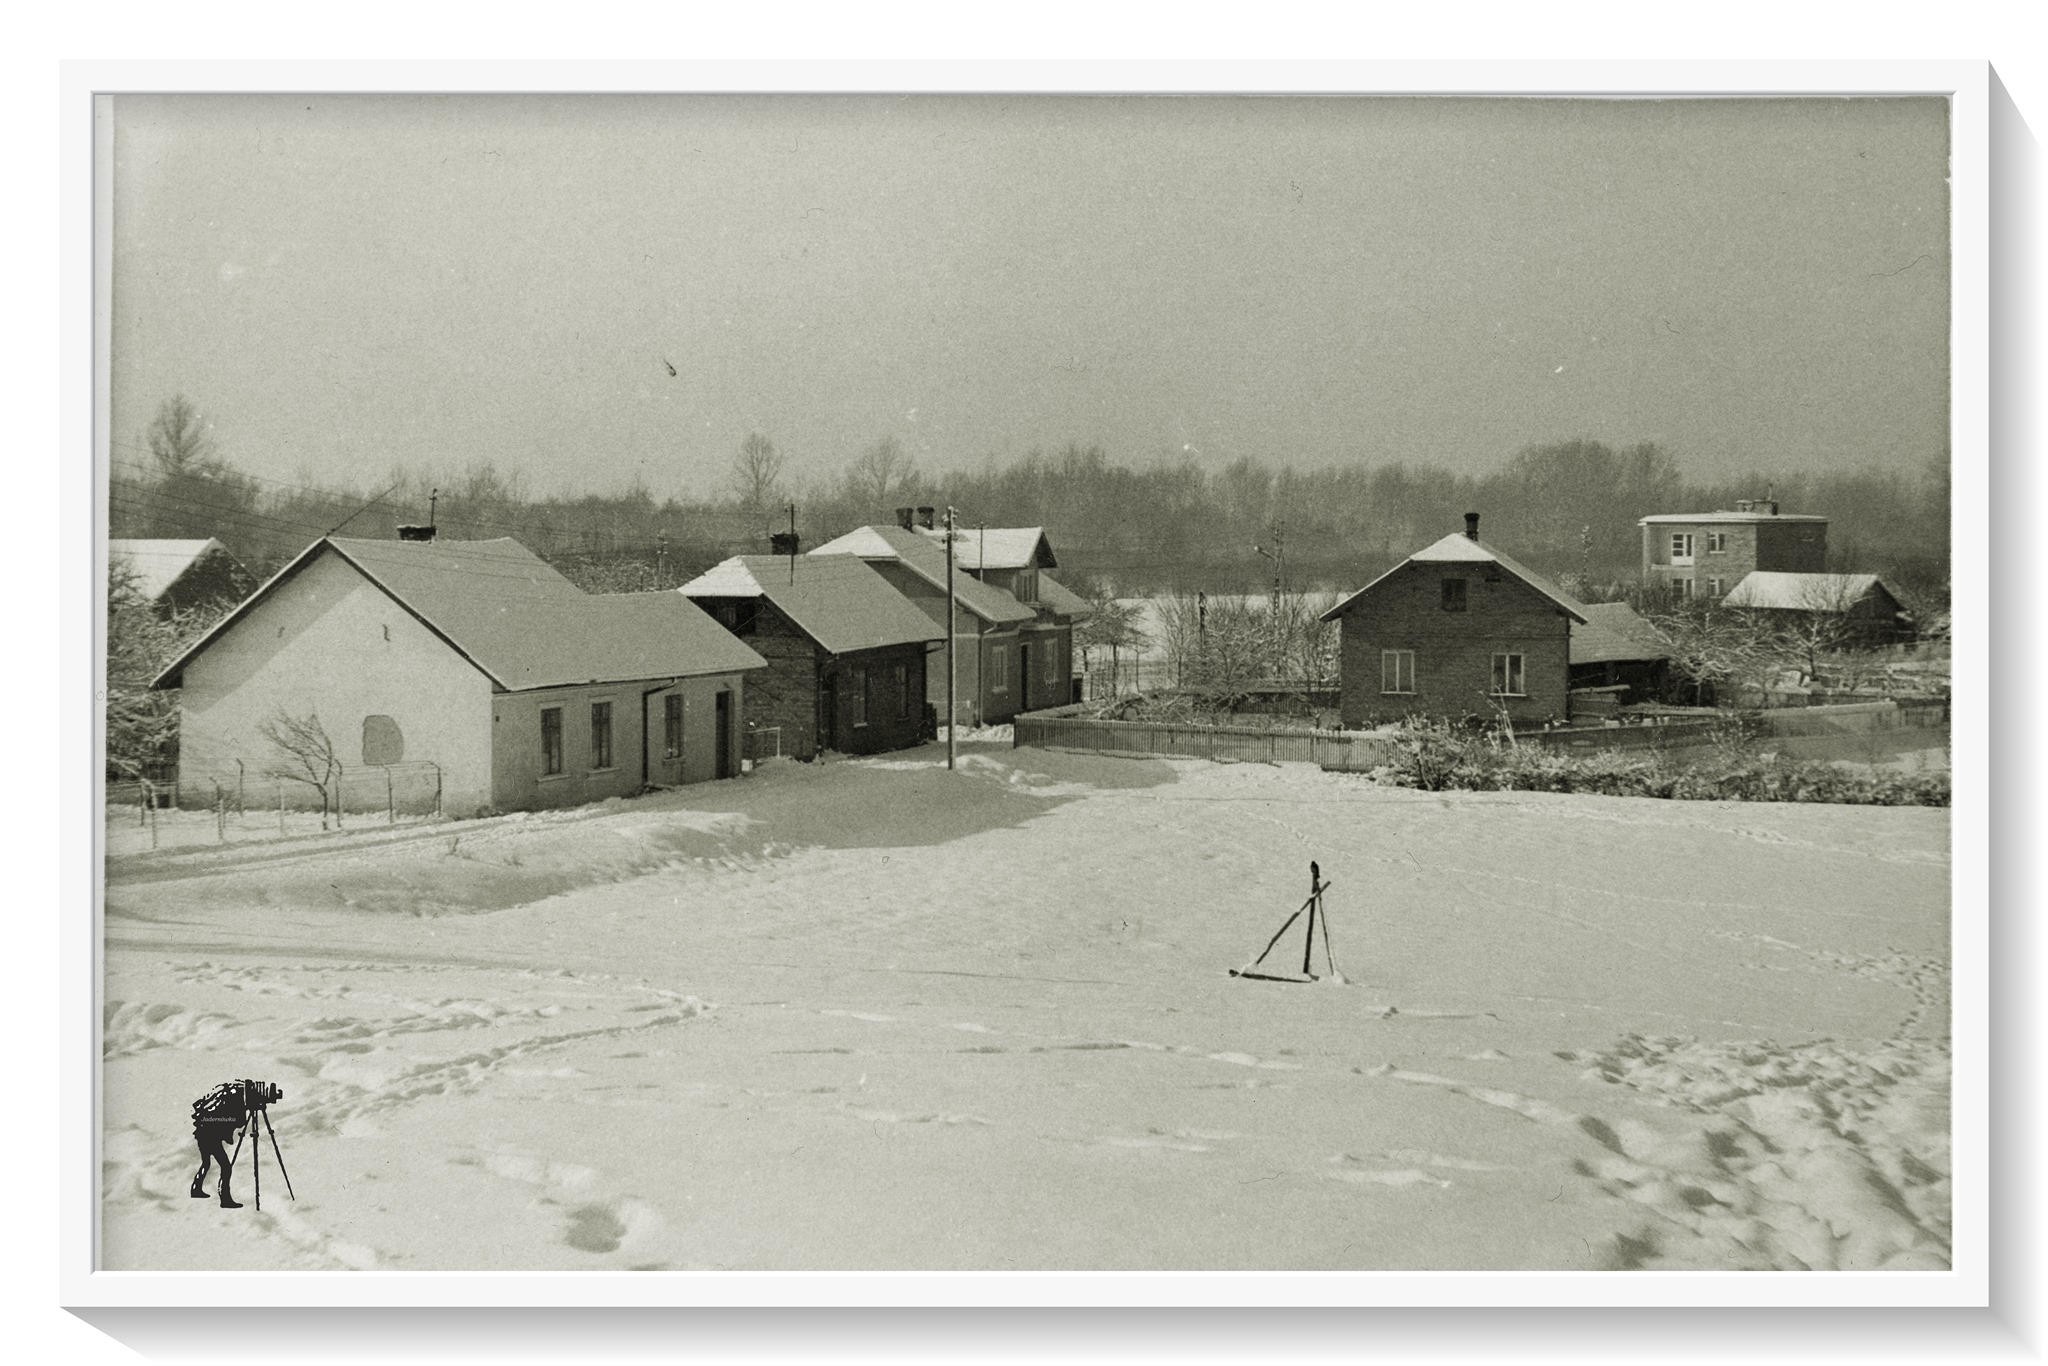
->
152 535 765 816
678 554 946 760
807 523 1039 726
1321 514 1589 729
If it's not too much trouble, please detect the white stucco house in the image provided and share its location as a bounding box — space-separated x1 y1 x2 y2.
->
152 535 766 816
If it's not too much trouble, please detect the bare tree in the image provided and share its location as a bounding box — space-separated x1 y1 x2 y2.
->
146 395 218 475
1777 575 1869 677
730 432 785 512
1642 600 1778 706
259 708 344 829
846 436 915 512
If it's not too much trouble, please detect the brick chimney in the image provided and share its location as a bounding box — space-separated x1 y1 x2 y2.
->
397 524 436 542
895 507 916 530
1464 512 1480 541
916 506 935 530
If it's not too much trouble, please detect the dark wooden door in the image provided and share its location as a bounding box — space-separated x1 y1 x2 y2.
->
715 690 733 778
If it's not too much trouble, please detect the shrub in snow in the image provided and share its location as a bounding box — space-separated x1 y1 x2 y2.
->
1375 719 1948 807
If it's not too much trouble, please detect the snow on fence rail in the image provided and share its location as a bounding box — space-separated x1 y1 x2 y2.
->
1013 706 1401 772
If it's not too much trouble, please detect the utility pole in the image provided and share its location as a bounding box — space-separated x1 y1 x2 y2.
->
946 506 959 771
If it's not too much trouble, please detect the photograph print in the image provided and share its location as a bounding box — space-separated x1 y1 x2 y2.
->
97 89 1958 1280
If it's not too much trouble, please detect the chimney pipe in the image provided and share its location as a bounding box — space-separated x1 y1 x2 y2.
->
916 506 935 530
895 507 915 531
1463 512 1480 541
397 524 436 542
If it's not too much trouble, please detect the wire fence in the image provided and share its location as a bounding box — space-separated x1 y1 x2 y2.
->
108 760 445 849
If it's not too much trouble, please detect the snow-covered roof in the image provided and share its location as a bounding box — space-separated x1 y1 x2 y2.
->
679 555 946 655
156 537 766 691
1720 571 1901 612
1320 533 1588 624
809 524 1036 626
110 538 237 600
1570 601 1670 665
1034 571 1094 621
1638 512 1829 525
910 525 1057 570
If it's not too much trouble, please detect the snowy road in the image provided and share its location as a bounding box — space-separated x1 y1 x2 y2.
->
101 743 1950 1272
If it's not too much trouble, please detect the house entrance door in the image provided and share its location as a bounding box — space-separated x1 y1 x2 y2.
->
1018 643 1031 711
715 690 733 778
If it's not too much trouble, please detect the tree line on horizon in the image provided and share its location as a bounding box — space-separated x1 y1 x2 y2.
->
112 396 1952 611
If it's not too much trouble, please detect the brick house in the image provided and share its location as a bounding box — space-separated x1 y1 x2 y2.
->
153 535 765 816
1639 498 1829 602
678 554 946 760
1321 514 1589 729
807 523 1039 726
908 519 1095 711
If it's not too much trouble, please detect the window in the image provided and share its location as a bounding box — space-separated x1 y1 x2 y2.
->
1706 531 1727 554
1669 532 1695 565
1017 567 1038 603
1044 640 1058 682
590 701 614 770
851 668 868 727
1490 653 1527 697
715 601 760 636
1674 577 1694 599
1706 577 1726 598
541 707 564 776
992 644 1008 693
1441 578 1468 612
894 663 911 720
663 693 683 759
1380 649 1415 695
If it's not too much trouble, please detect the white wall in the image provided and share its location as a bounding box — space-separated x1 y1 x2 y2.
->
175 550 496 814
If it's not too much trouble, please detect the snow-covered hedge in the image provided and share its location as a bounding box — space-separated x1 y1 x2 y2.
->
1376 721 1949 807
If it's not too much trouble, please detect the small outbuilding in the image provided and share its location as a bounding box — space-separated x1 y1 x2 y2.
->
679 554 946 760
1568 600 1672 704
110 538 257 615
1721 571 1915 646
153 535 766 816
1321 514 1588 729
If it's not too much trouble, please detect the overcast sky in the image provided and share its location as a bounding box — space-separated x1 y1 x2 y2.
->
109 94 1949 499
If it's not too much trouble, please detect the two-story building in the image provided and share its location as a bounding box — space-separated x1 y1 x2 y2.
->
1638 498 1829 601
808 522 1038 727
908 518 1094 713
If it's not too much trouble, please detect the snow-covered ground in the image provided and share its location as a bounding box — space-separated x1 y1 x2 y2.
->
102 741 1949 1272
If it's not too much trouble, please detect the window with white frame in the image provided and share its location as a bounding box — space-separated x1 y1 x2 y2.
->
1669 532 1695 564
1706 531 1727 553
1381 649 1415 695
589 700 614 770
1674 576 1694 598
1707 576 1726 598
1044 640 1058 682
1490 653 1526 697
991 643 1008 693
